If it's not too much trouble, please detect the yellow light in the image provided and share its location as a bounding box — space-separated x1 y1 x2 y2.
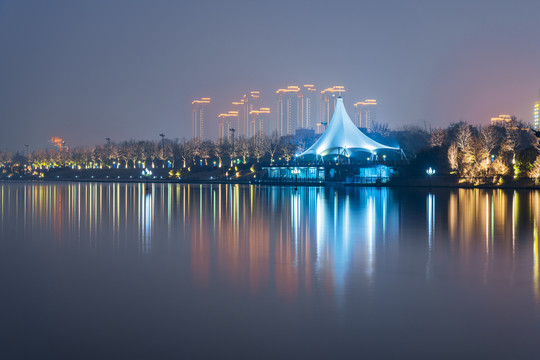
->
192 97 211 104
321 86 345 94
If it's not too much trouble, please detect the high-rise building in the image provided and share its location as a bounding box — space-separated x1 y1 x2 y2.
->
316 122 327 135
534 98 539 130
320 86 345 126
353 99 377 131
218 111 239 141
276 86 301 136
192 97 211 140
248 107 271 137
298 85 317 129
232 91 260 137
231 99 244 135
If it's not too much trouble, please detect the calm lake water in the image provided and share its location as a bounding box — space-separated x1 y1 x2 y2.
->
1 182 540 359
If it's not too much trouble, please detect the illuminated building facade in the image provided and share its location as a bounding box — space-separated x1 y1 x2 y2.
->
233 91 260 137
320 86 345 126
353 99 377 131
298 85 317 129
249 107 271 137
490 114 513 127
535 100 539 130
231 100 244 134
192 97 211 140
276 86 300 136
218 111 239 141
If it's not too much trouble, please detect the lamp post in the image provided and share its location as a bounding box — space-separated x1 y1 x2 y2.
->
426 167 435 187
142 168 152 191
292 167 300 191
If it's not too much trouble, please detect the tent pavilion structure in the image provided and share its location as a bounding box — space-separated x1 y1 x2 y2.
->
300 97 403 161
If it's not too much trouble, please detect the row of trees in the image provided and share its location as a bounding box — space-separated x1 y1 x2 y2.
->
363 119 540 183
3 119 540 184
2 133 301 170
426 120 540 183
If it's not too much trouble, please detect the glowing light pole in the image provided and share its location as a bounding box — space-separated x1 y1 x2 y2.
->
292 167 300 191
142 168 152 191
426 167 435 187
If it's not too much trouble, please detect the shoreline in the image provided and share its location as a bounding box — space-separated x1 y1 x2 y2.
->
3 176 540 190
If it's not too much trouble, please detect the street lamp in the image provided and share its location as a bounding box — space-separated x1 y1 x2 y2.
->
142 168 152 190
426 167 435 187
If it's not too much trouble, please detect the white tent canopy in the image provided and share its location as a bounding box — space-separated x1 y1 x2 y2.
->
301 97 399 157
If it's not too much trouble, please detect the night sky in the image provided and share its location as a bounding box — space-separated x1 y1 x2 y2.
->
1 0 539 152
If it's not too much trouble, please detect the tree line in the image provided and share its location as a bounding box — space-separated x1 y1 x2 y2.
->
0 133 299 170
2 119 540 184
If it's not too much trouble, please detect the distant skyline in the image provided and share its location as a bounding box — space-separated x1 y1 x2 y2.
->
1 0 540 152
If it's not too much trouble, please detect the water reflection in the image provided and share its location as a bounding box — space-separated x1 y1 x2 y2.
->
2 183 540 309
426 192 435 280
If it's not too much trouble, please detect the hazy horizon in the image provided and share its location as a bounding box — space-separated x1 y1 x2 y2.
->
1 0 540 153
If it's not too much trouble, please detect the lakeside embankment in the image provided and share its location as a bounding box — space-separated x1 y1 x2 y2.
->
3 172 540 190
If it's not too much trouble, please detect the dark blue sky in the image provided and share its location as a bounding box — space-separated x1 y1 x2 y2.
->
1 0 539 151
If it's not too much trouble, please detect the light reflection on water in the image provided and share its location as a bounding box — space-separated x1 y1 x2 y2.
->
2 182 540 357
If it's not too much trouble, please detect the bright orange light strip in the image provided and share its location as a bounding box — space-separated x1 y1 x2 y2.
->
192 97 211 104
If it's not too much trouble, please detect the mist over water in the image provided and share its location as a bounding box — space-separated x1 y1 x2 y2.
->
1 182 540 358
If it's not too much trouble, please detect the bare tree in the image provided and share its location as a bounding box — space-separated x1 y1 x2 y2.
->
173 139 191 168
109 143 120 167
479 126 499 160
429 128 445 147
199 140 214 166
370 121 390 137
503 128 520 166
136 141 155 168
492 157 508 176
456 124 472 150
214 139 228 167
296 140 306 155
119 140 138 168
190 139 201 165
267 131 281 163
280 138 296 164
461 137 488 178
237 136 250 164
93 145 107 168
448 143 459 171
251 134 268 163
529 155 540 182
224 139 235 166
